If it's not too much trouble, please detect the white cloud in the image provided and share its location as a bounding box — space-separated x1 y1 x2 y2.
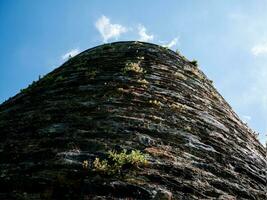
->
251 42 267 56
61 49 80 60
242 115 252 123
241 65 267 109
138 24 154 42
163 37 179 49
95 15 127 42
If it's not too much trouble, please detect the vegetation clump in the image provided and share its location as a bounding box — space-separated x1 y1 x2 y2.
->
190 60 198 67
85 69 98 79
56 75 65 82
136 79 149 88
149 99 161 107
186 67 205 81
20 73 57 93
122 62 144 74
93 158 110 172
84 149 148 175
170 103 186 112
137 79 149 85
20 80 38 93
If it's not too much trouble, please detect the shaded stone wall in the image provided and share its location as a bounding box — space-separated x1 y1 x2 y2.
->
0 42 266 199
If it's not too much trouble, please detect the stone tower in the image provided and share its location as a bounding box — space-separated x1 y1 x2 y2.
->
0 42 266 199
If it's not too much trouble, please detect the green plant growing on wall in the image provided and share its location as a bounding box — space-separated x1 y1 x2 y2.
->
137 79 149 88
89 149 148 175
86 69 98 79
137 79 149 85
149 99 161 107
43 74 54 82
56 75 64 82
190 60 198 67
93 158 110 172
170 103 186 112
20 80 38 93
122 62 144 74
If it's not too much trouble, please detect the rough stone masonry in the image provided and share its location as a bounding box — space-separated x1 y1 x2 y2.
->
0 41 266 199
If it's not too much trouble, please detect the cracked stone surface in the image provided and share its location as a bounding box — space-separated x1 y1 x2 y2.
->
0 41 266 199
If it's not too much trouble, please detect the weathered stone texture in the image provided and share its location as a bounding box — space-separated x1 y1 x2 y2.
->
0 42 266 199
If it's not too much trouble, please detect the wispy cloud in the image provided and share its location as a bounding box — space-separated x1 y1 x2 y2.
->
94 16 180 47
238 64 267 144
95 15 127 42
242 115 252 123
251 42 267 56
138 24 154 42
61 49 80 60
164 37 179 49
241 64 267 111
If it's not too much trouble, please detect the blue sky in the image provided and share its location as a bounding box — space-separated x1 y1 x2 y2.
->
0 0 266 144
